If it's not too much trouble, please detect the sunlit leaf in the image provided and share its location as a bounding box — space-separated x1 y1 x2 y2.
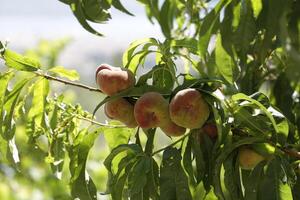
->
49 66 80 81
4 49 40 71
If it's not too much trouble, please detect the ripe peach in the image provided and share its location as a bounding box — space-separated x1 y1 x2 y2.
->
96 64 135 96
104 98 137 128
169 88 210 129
134 92 186 136
134 92 169 129
238 147 265 170
160 121 186 137
202 123 218 139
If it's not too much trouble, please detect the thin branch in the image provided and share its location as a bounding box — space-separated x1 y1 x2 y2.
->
75 114 126 128
151 132 191 156
282 148 300 159
34 71 102 93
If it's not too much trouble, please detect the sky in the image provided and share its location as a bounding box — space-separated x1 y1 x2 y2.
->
0 0 162 75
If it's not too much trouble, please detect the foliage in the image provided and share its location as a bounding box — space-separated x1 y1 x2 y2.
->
1 0 300 199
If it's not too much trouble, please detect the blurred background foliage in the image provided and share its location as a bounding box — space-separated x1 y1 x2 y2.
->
0 39 111 200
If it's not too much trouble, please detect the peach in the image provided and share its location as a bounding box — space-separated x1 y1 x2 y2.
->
134 92 169 128
160 121 186 137
169 88 210 129
202 123 218 139
134 92 186 136
104 97 137 128
96 64 135 96
238 147 265 170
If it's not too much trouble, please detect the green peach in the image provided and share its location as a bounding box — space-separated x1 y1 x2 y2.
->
238 147 265 170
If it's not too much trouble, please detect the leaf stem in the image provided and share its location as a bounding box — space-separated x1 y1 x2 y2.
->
34 71 102 93
151 132 191 156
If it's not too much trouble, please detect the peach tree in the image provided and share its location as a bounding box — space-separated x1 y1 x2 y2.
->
0 0 300 199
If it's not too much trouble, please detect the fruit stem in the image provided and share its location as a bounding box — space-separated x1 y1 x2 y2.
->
35 71 102 93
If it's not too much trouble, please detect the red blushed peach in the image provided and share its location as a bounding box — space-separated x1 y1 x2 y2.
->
169 88 210 129
134 92 186 137
134 92 169 129
104 98 137 128
96 64 135 96
160 121 186 137
202 123 218 139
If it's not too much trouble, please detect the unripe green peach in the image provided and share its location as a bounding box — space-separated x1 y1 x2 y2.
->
134 92 186 136
96 64 135 96
238 147 265 170
169 88 210 129
104 98 137 128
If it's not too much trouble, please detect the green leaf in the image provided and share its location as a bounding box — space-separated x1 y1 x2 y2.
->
128 156 151 196
243 162 265 200
70 0 104 36
27 78 50 136
223 153 242 199
49 136 65 177
103 122 134 150
49 66 80 81
69 130 99 200
112 0 134 16
259 0 287 60
104 144 143 199
171 38 198 54
213 137 264 200
122 38 158 70
104 144 143 172
152 64 174 90
159 0 175 38
127 50 156 73
0 71 14 127
215 34 235 84
4 49 40 71
257 158 293 200
2 78 31 140
82 0 111 23
198 0 227 57
250 0 262 18
273 73 294 122
193 182 207 200
144 158 159 199
183 135 196 186
231 93 287 144
234 0 256 61
204 188 218 200
160 147 193 200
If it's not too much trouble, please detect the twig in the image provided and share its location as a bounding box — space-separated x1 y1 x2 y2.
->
277 145 300 160
34 71 102 93
151 132 191 156
75 114 126 128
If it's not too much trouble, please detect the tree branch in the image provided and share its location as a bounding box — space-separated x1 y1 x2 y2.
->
277 145 300 160
34 71 102 93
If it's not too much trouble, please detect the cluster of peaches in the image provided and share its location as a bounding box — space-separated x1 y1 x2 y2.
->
95 64 211 137
96 64 270 170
